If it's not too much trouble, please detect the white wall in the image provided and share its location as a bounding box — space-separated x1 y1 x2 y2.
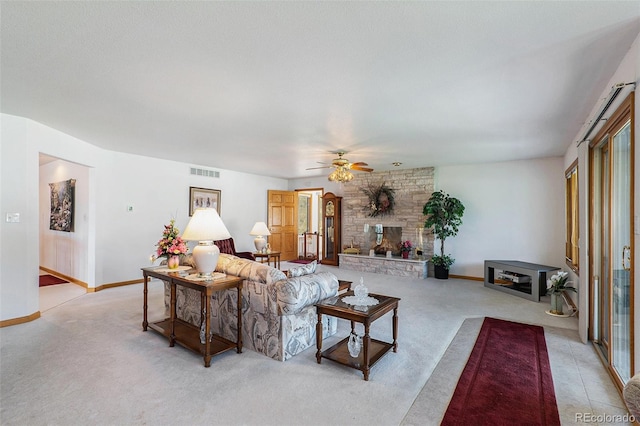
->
1 114 288 321
1 115 40 321
435 157 565 278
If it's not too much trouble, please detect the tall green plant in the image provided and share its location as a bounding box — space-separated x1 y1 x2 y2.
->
423 190 465 268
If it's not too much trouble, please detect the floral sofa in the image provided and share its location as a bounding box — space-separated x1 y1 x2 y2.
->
165 254 339 361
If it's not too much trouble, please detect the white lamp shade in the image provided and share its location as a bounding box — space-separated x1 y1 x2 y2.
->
249 222 271 237
182 208 231 242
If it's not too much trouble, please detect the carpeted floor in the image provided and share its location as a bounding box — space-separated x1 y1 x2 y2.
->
1 265 630 425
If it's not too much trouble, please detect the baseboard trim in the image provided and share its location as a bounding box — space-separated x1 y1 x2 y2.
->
0 311 40 328
39 266 87 289
92 279 144 293
39 267 142 292
449 274 483 281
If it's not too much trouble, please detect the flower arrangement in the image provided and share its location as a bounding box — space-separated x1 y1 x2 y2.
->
399 240 413 252
155 219 188 259
546 271 576 294
362 182 396 217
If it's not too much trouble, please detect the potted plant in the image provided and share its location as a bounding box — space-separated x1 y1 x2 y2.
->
423 190 465 279
546 271 576 315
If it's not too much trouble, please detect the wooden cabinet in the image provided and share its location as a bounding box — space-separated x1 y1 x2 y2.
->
321 192 342 266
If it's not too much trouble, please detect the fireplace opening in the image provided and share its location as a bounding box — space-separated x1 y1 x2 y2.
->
368 226 402 256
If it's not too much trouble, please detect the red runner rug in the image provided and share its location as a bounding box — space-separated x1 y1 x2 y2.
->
39 274 68 287
441 317 560 426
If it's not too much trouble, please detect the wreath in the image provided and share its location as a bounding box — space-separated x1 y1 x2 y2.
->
362 182 396 217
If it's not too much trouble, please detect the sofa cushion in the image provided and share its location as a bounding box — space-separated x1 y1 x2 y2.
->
276 271 338 315
216 253 286 284
287 260 317 278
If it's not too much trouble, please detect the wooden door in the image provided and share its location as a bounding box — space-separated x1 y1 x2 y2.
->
268 190 298 262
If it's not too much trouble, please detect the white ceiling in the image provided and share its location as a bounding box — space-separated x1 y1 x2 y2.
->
2 2 639 179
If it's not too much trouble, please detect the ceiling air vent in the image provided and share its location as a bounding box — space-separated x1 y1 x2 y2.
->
190 167 220 178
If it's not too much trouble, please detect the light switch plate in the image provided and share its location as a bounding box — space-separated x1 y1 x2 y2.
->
6 213 20 223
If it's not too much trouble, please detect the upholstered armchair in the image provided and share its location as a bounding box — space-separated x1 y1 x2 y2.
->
214 238 255 261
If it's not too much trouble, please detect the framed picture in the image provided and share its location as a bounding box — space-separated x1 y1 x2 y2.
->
189 187 221 216
49 178 76 232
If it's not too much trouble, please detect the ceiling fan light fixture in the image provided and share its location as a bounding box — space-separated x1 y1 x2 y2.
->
328 167 354 182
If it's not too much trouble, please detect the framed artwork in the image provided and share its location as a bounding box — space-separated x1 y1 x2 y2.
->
49 178 76 232
189 187 221 216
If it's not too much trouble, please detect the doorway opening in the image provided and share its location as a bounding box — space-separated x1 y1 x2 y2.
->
296 188 323 262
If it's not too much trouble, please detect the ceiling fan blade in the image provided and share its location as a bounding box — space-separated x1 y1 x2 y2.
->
351 165 373 172
306 165 333 170
351 161 369 167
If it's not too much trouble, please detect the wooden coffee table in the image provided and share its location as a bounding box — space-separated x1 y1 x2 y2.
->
315 291 400 381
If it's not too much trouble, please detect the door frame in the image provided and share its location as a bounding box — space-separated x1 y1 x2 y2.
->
588 92 635 389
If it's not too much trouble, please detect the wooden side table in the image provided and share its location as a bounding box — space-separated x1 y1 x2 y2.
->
338 280 352 294
315 292 400 381
254 251 281 269
142 267 243 367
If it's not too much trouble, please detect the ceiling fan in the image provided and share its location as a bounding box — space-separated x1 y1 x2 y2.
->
306 151 373 182
306 151 373 172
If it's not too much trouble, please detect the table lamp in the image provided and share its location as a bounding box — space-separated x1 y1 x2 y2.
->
181 208 231 278
249 221 271 252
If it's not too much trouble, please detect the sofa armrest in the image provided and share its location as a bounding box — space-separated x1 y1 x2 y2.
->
216 253 285 283
235 251 256 261
276 271 339 315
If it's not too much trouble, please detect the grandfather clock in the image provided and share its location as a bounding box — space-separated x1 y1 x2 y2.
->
321 192 342 266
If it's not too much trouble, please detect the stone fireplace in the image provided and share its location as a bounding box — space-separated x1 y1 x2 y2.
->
340 167 435 258
337 167 435 278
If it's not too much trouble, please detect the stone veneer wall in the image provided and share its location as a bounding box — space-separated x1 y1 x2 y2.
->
341 167 435 260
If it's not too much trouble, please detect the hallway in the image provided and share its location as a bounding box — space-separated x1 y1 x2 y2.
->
39 269 85 313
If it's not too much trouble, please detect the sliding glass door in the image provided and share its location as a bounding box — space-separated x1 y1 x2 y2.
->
610 121 632 382
589 93 634 388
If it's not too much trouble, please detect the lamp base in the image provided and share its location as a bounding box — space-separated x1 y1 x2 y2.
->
254 236 266 252
192 241 220 278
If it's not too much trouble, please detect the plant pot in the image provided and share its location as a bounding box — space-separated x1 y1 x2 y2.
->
167 255 180 269
550 293 563 315
402 251 409 259
434 264 449 279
